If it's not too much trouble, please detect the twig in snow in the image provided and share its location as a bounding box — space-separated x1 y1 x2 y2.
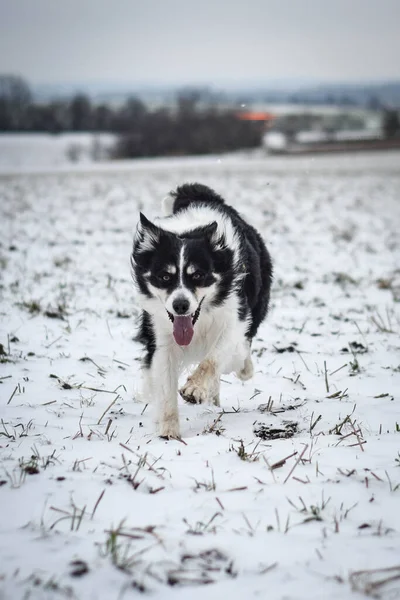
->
324 361 329 393
91 490 106 520
7 385 18 405
284 444 309 484
98 395 120 424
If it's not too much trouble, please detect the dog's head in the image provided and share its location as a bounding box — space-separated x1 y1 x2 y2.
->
132 213 233 346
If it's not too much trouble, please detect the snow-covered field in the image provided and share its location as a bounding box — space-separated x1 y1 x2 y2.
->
0 133 115 172
1 150 400 600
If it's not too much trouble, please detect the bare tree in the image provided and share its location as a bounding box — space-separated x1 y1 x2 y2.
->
69 94 93 131
0 74 32 130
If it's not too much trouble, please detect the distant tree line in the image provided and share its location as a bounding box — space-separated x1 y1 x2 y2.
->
0 74 140 133
0 75 263 157
113 94 263 158
383 109 400 138
1 75 399 157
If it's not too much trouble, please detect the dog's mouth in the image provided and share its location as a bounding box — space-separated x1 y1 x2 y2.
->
167 299 203 346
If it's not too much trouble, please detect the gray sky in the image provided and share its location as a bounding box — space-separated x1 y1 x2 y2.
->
0 0 399 86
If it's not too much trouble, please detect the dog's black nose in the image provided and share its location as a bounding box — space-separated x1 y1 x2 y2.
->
172 297 190 315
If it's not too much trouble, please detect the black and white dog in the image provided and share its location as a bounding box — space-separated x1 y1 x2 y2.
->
131 183 272 438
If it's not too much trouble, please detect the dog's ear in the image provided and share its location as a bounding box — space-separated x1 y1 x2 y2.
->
203 221 218 239
134 213 162 253
204 221 227 250
139 212 160 235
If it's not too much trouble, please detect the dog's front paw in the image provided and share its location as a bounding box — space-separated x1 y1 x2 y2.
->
159 417 181 439
180 379 209 404
180 359 218 405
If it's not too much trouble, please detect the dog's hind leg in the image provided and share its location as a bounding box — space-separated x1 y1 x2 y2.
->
212 382 221 407
236 340 254 381
210 373 220 406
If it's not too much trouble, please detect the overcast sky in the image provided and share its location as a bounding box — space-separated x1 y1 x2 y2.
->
0 0 399 87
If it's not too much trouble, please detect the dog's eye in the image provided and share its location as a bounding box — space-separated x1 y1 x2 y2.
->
158 273 171 282
192 271 204 281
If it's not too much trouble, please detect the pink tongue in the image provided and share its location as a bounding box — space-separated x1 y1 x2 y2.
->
173 316 194 346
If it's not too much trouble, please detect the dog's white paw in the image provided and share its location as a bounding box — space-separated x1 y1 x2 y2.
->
236 356 254 381
180 359 218 405
159 417 181 439
180 380 209 404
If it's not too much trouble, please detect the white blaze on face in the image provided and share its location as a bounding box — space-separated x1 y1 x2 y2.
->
178 242 185 287
165 241 198 316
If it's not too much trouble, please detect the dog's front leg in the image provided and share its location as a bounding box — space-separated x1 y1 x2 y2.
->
180 358 220 406
150 346 180 438
180 331 249 405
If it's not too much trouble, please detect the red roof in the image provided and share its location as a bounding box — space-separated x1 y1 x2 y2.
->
237 111 276 121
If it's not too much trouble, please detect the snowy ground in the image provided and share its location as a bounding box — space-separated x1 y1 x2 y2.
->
1 150 400 600
0 133 115 171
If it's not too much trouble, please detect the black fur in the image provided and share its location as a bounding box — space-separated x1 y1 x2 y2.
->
136 311 156 368
170 183 273 339
170 183 226 212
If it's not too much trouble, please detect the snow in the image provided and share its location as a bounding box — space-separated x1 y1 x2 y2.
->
0 133 116 171
1 149 400 599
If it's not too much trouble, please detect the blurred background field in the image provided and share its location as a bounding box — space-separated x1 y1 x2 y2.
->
1 0 400 168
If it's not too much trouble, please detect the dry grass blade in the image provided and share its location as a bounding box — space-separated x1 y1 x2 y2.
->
97 395 120 424
310 412 322 433
324 361 329 393
284 444 309 484
207 412 223 433
266 451 298 471
349 565 400 596
7 385 18 405
259 562 278 574
91 490 106 520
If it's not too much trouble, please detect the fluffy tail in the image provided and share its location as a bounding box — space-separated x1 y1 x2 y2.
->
161 194 175 216
162 183 225 216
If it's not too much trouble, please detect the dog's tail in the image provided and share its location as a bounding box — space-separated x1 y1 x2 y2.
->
162 183 225 216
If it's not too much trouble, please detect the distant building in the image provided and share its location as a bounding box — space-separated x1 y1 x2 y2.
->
236 110 275 122
260 105 384 153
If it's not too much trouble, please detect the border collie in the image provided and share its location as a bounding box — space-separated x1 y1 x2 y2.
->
131 183 272 438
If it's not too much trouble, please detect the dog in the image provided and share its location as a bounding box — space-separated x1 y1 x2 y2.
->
131 183 272 438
